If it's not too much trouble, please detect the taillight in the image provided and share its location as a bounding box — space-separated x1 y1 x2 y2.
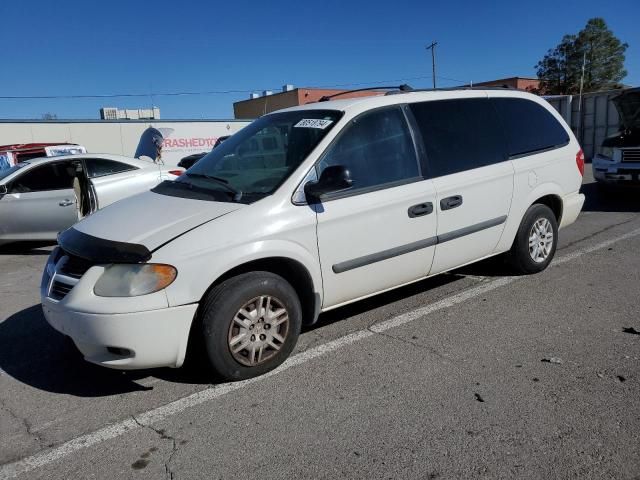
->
168 169 184 176
576 149 585 176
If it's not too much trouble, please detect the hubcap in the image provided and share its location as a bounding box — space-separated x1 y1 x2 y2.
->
528 218 554 263
227 295 289 367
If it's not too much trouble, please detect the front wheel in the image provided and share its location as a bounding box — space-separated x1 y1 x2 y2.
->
508 204 558 274
200 272 302 381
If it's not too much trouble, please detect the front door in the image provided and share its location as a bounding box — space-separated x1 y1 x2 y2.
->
314 106 437 308
2 161 78 240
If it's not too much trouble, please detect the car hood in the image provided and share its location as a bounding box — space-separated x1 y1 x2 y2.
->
612 88 640 130
70 190 244 254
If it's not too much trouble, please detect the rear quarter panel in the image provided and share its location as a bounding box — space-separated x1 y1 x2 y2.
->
92 168 160 208
489 92 583 253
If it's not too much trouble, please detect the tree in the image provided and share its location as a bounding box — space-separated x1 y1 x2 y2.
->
536 18 627 95
577 18 628 92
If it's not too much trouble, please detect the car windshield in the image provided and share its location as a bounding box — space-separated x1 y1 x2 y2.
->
0 162 27 182
161 110 342 203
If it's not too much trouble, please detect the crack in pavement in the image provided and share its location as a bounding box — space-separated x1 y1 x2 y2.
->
0 397 45 451
366 326 451 362
558 215 640 252
131 416 179 480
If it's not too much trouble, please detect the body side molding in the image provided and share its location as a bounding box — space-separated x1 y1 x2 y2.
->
332 215 508 274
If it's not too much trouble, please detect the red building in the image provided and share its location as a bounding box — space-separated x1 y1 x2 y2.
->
234 86 384 118
469 77 541 92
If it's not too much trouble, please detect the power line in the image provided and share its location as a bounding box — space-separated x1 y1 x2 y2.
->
0 74 466 100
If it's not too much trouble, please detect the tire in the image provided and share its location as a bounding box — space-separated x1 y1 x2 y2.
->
200 271 302 381
508 204 558 274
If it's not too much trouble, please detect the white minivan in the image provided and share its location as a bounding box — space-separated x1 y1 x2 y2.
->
41 88 585 380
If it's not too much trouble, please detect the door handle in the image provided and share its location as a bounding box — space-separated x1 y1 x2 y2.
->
408 202 433 218
59 199 74 207
440 195 463 211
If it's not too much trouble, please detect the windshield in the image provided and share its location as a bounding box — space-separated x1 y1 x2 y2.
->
0 162 27 182
157 110 342 204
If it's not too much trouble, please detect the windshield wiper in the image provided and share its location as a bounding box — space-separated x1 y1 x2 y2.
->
185 172 243 201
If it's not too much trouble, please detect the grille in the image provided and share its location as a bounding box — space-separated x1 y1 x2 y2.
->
46 251 93 301
49 281 74 301
58 252 93 279
621 149 640 163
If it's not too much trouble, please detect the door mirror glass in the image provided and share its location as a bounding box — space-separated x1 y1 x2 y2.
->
304 165 353 202
0 184 7 195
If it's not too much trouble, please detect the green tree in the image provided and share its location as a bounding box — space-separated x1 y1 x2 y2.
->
536 18 628 95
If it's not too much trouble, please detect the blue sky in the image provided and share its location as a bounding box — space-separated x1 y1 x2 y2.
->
1 0 638 119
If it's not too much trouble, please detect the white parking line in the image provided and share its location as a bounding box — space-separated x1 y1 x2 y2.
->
2 226 640 479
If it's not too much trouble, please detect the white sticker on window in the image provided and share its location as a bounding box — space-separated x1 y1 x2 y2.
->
294 119 334 129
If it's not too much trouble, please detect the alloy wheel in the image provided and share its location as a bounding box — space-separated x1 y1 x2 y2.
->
227 295 289 366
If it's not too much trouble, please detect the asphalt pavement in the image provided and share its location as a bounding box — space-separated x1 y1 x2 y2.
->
1 171 639 479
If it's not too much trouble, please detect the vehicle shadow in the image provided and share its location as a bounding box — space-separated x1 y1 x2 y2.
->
308 270 471 331
1 260 520 396
580 181 640 213
0 304 211 397
0 242 56 256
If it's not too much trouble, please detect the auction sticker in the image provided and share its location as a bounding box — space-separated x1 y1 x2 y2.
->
294 119 334 129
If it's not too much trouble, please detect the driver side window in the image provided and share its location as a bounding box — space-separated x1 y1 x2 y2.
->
10 162 75 193
317 107 420 194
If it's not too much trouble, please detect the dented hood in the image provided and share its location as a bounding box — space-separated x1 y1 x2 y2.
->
61 190 244 261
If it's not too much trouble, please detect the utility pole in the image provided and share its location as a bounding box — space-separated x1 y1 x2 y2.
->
577 51 587 142
426 41 438 89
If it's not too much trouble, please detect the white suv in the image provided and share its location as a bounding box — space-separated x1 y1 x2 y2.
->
41 88 585 380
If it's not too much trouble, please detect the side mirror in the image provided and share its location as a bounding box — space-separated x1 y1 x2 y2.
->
0 184 7 195
304 165 353 202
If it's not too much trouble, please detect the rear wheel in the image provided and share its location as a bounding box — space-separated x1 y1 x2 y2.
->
200 272 302 381
509 204 558 274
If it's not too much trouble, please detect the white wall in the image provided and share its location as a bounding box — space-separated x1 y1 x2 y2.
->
545 89 622 159
0 119 252 166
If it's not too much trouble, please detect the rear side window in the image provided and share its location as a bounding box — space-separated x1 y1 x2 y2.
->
318 106 420 193
86 158 137 178
409 98 507 178
492 97 569 158
10 162 75 192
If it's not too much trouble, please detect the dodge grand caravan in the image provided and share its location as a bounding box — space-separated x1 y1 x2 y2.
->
41 88 585 380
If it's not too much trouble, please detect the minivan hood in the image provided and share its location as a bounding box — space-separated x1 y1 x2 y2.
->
612 88 640 130
70 190 244 252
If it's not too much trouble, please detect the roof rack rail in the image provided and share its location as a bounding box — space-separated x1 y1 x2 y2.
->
318 84 413 102
393 85 524 94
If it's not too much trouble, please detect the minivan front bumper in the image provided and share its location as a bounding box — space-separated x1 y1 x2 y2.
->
41 298 198 370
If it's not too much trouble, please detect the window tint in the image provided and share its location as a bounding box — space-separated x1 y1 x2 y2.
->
409 98 507 178
492 97 569 157
318 107 420 192
86 158 137 178
0 163 26 182
10 162 75 192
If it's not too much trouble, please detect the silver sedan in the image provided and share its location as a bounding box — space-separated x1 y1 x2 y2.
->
0 154 182 245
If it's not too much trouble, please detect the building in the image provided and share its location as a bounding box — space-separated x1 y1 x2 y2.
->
470 77 541 92
233 85 384 118
100 106 161 120
0 118 250 166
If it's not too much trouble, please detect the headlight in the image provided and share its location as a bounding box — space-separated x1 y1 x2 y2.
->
599 147 614 160
94 264 177 297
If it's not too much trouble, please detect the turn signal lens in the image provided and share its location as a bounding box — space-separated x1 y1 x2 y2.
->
168 169 184 176
94 264 177 297
576 149 585 176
